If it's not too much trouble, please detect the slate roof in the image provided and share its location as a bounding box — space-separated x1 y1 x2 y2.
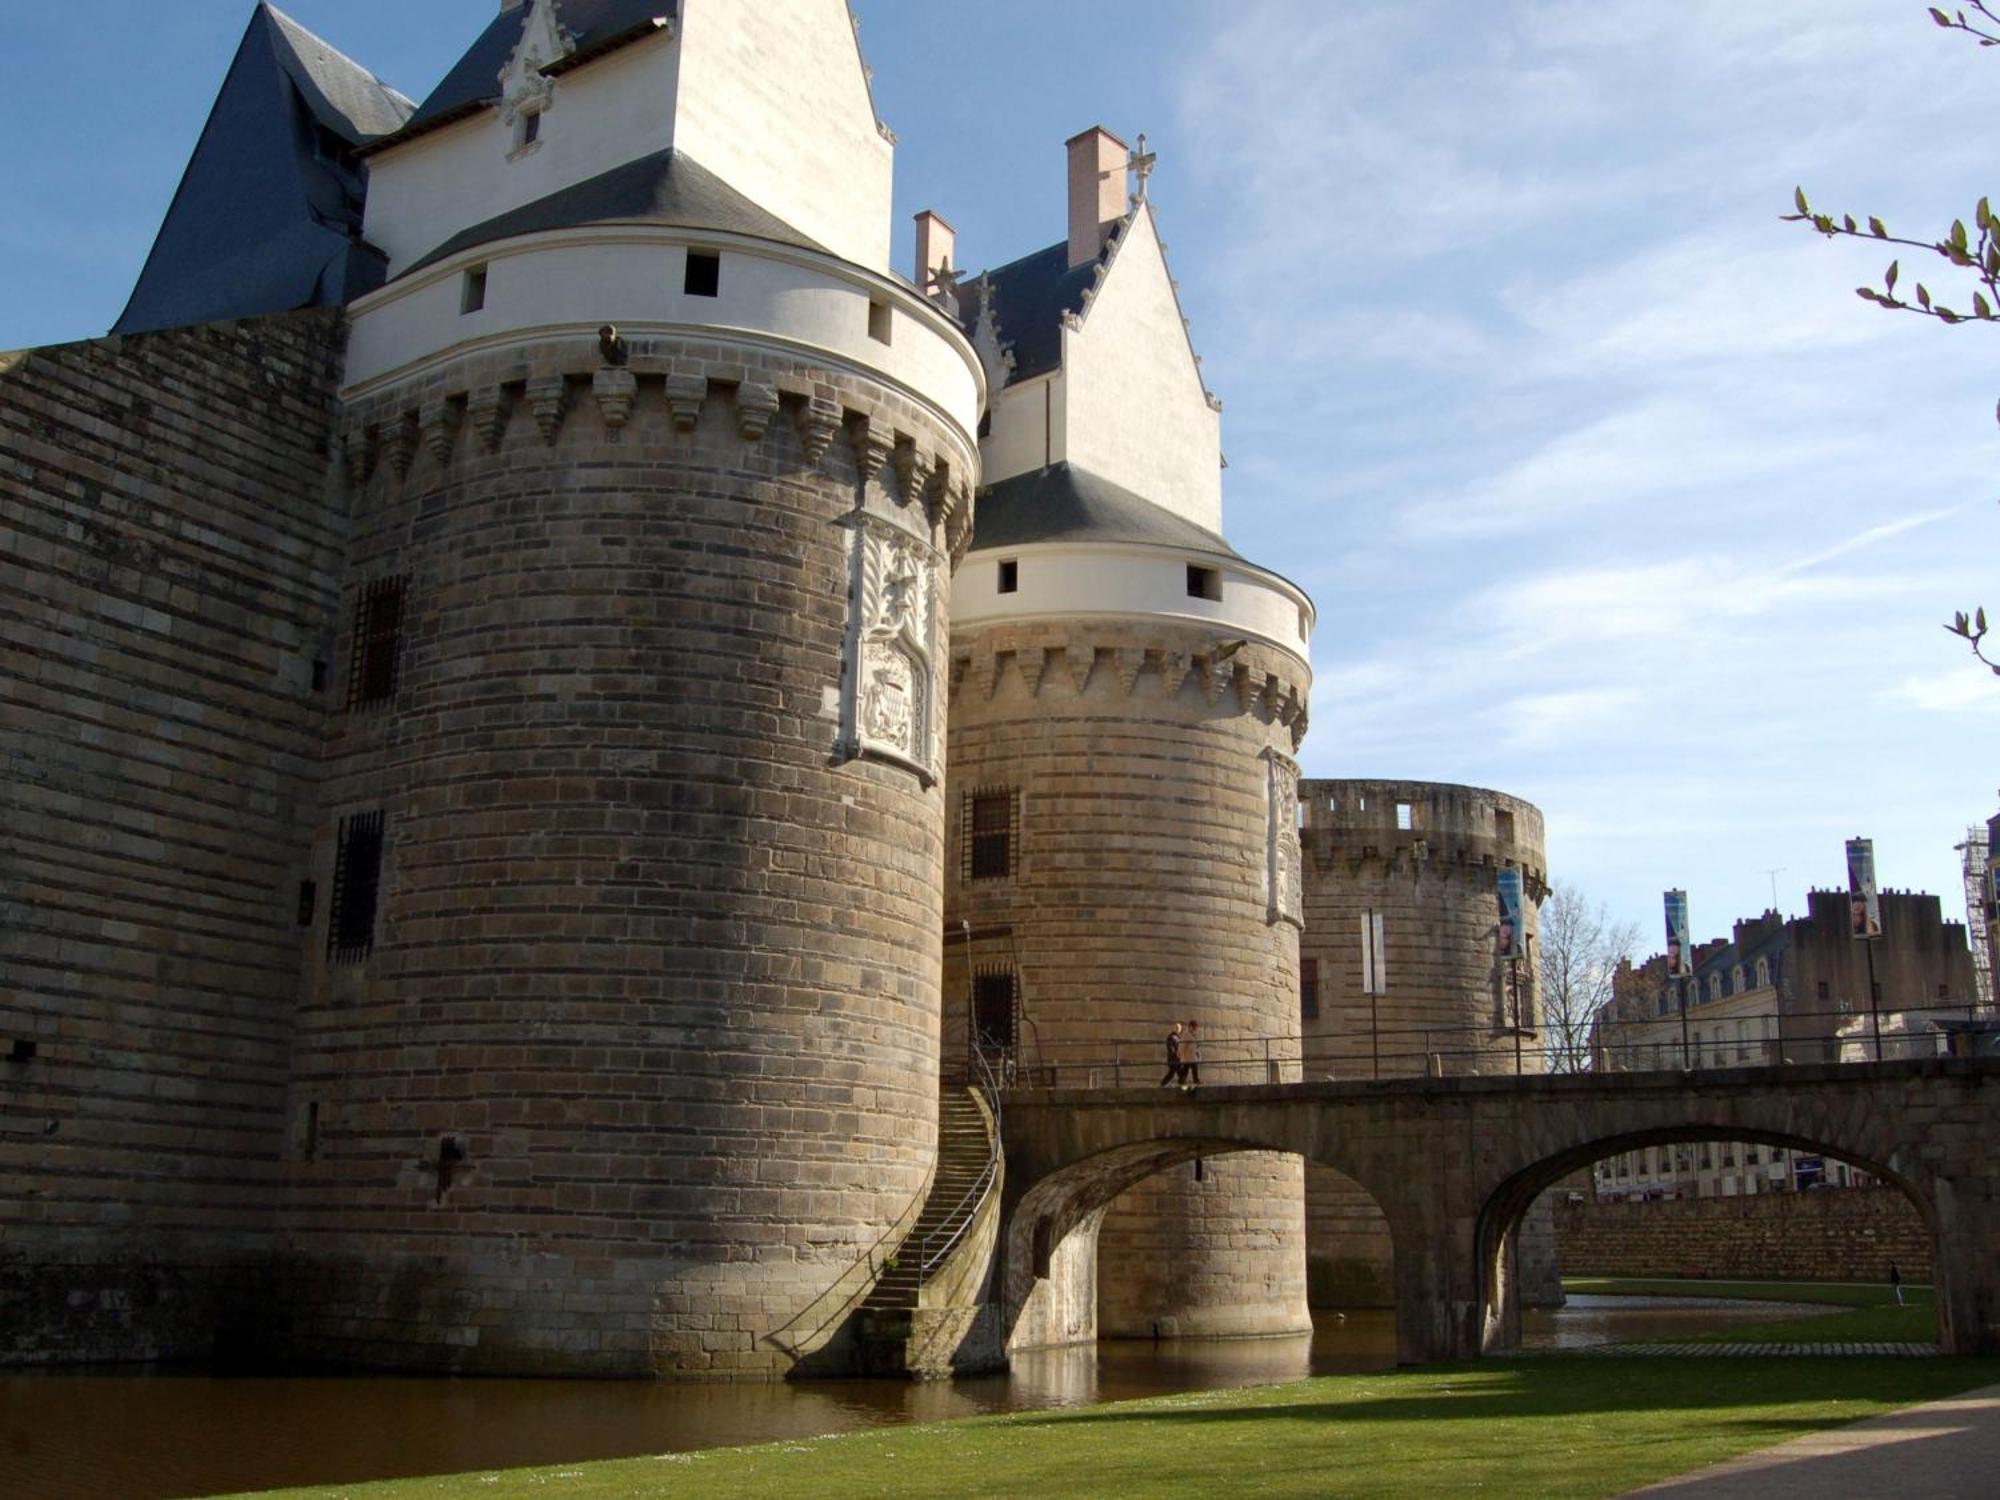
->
114 4 415 335
405 148 824 274
968 464 1242 560
954 238 1099 386
378 0 678 150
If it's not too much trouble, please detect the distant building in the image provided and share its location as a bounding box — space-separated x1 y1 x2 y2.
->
1588 881 1978 1201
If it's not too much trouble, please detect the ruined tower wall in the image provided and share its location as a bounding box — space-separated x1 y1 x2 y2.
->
1297 779 1552 1307
946 624 1312 1340
277 324 979 1377
0 313 349 1363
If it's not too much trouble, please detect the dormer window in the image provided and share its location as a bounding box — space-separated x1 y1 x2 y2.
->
519 108 542 149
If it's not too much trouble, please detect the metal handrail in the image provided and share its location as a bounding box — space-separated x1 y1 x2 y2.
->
916 1046 1003 1276
967 1001 1996 1088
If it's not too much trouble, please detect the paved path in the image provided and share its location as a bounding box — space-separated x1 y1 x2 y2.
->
1626 1382 2000 1497
1577 1340 1938 1357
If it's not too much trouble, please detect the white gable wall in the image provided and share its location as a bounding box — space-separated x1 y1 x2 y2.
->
363 30 682 276
981 372 1065 485
1059 208 1222 534
674 0 893 272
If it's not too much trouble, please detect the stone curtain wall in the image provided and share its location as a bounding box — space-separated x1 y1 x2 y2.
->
1555 1188 1932 1283
946 625 1311 1340
279 333 972 1377
0 313 348 1363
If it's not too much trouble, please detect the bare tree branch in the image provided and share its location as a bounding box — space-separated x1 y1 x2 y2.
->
1538 882 1640 1074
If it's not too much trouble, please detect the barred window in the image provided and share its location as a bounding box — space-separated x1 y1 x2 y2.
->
971 966 1017 1052
1300 956 1320 1022
328 811 385 964
965 788 1017 882
347 577 408 710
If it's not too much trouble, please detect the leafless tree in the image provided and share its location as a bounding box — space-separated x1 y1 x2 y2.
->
1783 5 1997 678
1538 882 1640 1073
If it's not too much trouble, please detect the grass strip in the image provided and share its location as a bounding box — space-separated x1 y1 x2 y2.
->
1564 1276 1938 1344
220 1356 1995 1500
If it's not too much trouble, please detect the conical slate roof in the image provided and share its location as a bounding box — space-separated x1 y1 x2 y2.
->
113 4 414 336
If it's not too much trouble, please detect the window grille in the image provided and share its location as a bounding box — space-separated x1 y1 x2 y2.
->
328 811 386 964
347 577 408 710
964 788 1018 882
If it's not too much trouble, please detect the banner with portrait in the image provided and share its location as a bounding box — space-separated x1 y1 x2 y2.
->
1496 868 1524 962
1663 889 1691 977
1846 838 1881 940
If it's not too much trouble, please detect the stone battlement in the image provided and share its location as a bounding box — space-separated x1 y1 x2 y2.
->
1300 778 1546 894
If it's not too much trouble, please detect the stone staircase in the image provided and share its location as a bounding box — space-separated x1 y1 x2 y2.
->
862 1087 994 1312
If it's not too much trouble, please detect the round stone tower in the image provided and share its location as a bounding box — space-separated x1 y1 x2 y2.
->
942 127 1316 1344
1296 779 1554 1307
276 4 983 1377
945 474 1315 1341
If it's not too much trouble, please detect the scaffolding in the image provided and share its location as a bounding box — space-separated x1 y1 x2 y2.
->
1963 825 1993 1011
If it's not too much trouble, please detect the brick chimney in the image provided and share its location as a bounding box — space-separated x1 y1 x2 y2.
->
914 210 956 303
1066 126 1129 269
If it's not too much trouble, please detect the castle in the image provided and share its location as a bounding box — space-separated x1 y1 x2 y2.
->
1 1 1553 1377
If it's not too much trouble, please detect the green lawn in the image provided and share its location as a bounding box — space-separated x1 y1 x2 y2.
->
1566 1276 1938 1345
222 1357 1994 1500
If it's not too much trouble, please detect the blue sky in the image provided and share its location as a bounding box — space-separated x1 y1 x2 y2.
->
6 1 1996 956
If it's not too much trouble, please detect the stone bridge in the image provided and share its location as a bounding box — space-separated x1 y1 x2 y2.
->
995 1059 2000 1364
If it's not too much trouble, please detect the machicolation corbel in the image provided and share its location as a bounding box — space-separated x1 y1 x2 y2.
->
421 398 460 468
665 373 707 433
735 382 779 442
527 373 567 445
796 397 841 465
593 367 638 432
385 411 418 481
468 386 510 453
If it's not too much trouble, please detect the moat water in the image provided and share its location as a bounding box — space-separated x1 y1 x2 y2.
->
1 1298 1830 1500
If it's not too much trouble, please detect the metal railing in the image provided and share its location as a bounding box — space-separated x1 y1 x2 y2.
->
915 1045 1003 1276
969 1002 1996 1089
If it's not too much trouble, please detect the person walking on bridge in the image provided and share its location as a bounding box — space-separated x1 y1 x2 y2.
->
1161 1022 1184 1087
1182 1020 1202 1090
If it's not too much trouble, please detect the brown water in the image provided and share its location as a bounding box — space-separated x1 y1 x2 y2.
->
0 1299 1821 1500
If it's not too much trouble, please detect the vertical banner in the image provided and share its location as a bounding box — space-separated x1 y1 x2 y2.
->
1846 838 1881 940
1496 868 1524 962
1664 890 1691 976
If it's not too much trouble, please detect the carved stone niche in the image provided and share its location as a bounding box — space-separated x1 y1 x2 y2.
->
842 511 944 785
1264 747 1303 928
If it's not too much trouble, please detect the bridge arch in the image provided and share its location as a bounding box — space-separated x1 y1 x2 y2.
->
1474 1123 1937 1354
999 1136 1289 1351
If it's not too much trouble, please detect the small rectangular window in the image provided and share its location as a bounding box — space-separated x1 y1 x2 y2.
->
347 576 408 710
461 267 488 314
296 879 317 928
310 658 328 693
1395 802 1413 831
968 789 1015 880
1300 956 1320 1022
1186 565 1220 601
1495 809 1515 843
8 1039 36 1064
521 110 541 147
1360 910 1386 995
997 559 1019 595
1816 980 1830 1001
328 810 386 965
868 299 893 344
684 250 720 298
972 967 1017 1052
